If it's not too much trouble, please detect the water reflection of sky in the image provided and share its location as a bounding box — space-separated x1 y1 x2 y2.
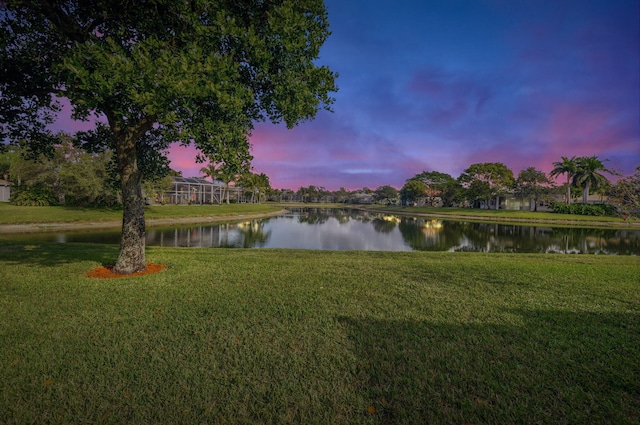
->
264 216 413 251
3 209 639 255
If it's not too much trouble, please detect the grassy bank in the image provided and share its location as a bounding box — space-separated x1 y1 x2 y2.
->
0 203 281 225
1 242 638 424
361 205 635 228
1 203 636 229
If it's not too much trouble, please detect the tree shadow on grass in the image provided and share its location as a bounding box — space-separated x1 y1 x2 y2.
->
0 240 119 268
341 309 640 424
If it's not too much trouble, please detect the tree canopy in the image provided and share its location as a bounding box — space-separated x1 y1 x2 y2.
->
374 185 399 203
458 162 514 209
3 135 119 206
607 166 640 220
1 0 337 273
514 167 554 211
412 170 460 206
572 156 611 204
400 179 427 205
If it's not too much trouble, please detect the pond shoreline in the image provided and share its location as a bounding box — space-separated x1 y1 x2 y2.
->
1 206 638 234
357 206 640 229
0 209 287 234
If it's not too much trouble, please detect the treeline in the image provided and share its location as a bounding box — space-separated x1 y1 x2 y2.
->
2 140 638 219
280 158 639 219
0 138 172 207
396 158 639 218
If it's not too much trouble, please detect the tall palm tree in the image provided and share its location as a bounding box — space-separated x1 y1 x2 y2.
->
573 156 611 204
217 165 238 204
550 156 577 204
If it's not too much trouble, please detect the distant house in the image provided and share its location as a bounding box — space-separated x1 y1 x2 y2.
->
0 180 10 202
502 193 609 211
502 196 551 211
348 191 374 204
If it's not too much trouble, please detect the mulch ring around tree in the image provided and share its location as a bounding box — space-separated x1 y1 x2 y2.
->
87 264 167 279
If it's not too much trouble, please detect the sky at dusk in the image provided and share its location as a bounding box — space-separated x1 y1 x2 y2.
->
57 0 640 190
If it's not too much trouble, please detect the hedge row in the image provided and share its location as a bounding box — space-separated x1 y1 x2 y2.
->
550 202 617 216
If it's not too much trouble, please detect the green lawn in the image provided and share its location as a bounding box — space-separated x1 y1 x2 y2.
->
0 203 282 225
1 241 638 424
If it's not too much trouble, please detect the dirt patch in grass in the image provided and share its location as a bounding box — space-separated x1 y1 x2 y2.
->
87 263 166 279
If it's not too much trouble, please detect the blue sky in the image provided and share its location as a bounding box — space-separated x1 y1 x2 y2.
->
212 0 636 190
53 0 640 190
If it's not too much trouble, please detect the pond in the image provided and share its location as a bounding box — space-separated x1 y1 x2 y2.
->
4 208 640 255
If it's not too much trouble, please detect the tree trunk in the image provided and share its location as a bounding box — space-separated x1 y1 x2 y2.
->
114 134 146 274
582 181 590 204
566 178 571 204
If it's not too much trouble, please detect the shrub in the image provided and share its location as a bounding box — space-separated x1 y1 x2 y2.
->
10 187 58 206
550 201 616 216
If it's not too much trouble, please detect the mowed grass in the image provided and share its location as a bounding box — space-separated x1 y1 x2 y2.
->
1 242 639 424
0 203 281 225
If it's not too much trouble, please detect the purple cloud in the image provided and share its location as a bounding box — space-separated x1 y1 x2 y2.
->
42 0 639 190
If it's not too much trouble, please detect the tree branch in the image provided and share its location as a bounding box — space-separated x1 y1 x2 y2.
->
35 1 91 43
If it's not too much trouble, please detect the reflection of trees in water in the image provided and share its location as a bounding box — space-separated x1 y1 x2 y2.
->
371 218 397 233
370 214 402 233
456 222 544 253
548 227 640 255
146 221 271 248
297 208 331 224
350 209 373 223
148 225 226 248
398 218 516 252
451 222 579 253
145 209 640 254
332 208 351 224
295 208 371 225
397 219 640 254
235 220 271 248
398 218 461 251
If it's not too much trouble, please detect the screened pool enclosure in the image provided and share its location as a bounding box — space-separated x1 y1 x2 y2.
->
165 177 243 205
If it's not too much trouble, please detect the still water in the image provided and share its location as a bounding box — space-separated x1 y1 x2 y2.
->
5 208 640 255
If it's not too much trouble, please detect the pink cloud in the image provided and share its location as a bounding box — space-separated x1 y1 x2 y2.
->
167 144 204 177
537 102 639 174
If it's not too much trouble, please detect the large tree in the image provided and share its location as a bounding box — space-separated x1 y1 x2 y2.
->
413 170 459 206
514 167 554 211
400 179 427 205
607 166 640 220
572 156 611 204
458 162 514 209
373 185 399 204
1 1 337 273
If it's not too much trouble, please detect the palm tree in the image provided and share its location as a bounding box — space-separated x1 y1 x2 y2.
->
550 156 577 204
573 156 611 204
217 164 239 204
200 162 223 204
238 172 258 203
199 163 219 181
